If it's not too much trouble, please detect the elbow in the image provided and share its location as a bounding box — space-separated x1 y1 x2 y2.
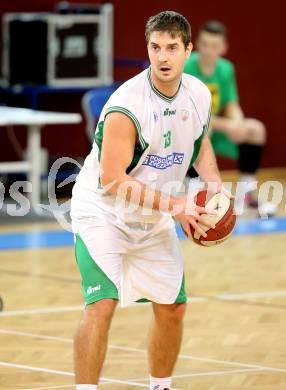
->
100 169 124 194
100 172 116 191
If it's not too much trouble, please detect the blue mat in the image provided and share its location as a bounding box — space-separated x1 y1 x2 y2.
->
0 218 285 250
175 217 286 239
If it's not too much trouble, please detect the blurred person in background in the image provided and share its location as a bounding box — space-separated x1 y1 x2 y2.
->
184 21 275 215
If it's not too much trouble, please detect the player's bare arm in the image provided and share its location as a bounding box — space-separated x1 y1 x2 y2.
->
194 135 234 199
194 135 222 185
100 112 215 237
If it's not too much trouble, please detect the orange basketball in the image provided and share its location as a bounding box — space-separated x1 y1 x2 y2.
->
189 190 236 246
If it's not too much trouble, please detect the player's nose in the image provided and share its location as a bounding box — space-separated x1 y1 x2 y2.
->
158 49 168 62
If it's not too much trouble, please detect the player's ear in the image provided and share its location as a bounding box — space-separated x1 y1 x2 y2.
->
185 42 193 58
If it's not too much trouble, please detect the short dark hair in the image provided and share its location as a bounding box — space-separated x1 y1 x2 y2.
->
145 11 191 49
199 20 227 39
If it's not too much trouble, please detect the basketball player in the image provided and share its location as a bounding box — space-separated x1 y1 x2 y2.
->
184 21 270 212
71 11 225 390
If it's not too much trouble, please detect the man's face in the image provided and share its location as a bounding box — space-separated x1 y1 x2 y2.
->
196 31 227 65
147 31 192 83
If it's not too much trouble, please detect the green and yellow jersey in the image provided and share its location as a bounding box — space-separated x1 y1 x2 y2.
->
184 51 239 159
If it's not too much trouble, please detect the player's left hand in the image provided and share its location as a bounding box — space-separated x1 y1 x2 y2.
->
203 180 235 200
217 184 235 200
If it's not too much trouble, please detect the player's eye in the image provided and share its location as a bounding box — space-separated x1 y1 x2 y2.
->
151 44 159 51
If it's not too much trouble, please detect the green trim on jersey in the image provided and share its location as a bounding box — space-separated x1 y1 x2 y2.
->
147 68 182 103
205 103 212 132
94 109 149 183
103 106 149 173
126 142 148 174
75 234 119 304
105 106 147 149
190 125 208 166
93 121 104 188
188 100 211 168
94 120 104 161
136 274 187 304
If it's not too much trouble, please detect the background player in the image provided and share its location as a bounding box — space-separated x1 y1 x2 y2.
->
71 11 225 390
184 20 270 212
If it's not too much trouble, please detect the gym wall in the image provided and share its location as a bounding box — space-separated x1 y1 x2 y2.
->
0 0 284 168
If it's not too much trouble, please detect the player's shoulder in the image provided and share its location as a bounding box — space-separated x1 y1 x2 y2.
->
182 73 211 101
109 69 147 102
101 69 149 126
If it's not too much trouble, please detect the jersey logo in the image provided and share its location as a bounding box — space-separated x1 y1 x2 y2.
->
181 109 189 121
173 153 184 164
163 130 172 148
142 152 184 170
164 108 176 116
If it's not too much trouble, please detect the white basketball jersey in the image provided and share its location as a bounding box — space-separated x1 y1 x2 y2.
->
71 67 211 223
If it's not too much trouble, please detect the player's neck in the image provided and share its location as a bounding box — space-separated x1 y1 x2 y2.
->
150 70 181 98
198 56 216 77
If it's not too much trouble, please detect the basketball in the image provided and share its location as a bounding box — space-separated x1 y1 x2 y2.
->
190 190 236 246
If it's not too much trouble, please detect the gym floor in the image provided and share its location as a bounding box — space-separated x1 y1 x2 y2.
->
0 169 286 390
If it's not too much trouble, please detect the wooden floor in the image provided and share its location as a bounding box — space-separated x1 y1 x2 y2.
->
0 169 286 389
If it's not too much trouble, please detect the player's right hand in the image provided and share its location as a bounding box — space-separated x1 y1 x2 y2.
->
172 196 216 239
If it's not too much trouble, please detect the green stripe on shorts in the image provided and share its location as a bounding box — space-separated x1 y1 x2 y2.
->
136 274 187 304
175 274 187 303
75 234 119 304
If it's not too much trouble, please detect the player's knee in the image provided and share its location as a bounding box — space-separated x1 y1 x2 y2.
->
154 302 187 324
171 303 187 323
85 299 118 324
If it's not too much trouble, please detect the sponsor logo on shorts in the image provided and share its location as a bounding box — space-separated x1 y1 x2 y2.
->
142 152 184 170
152 386 160 390
87 285 101 295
